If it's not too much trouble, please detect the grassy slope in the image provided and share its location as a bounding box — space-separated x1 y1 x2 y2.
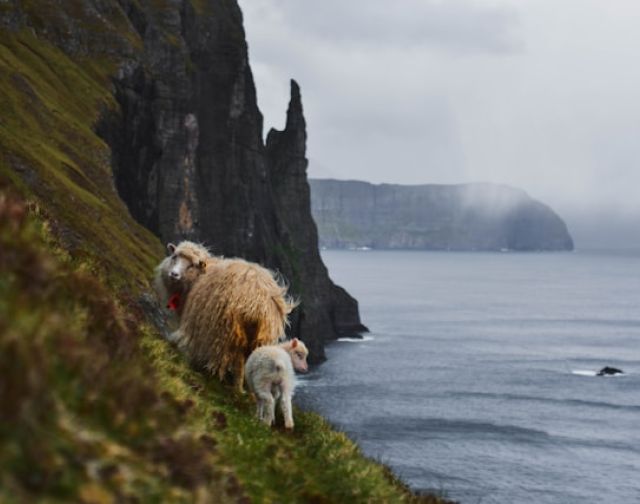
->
0 9 450 504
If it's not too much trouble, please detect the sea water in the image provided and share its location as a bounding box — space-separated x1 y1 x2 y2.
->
296 250 640 504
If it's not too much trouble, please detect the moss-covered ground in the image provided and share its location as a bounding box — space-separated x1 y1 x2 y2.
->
0 3 452 502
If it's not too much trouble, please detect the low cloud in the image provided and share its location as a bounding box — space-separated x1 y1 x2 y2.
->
241 0 640 247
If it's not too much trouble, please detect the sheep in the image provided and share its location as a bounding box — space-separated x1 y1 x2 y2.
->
153 241 211 317
156 241 298 391
245 338 309 429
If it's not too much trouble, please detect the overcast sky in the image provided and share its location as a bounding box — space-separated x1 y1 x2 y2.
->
239 0 640 246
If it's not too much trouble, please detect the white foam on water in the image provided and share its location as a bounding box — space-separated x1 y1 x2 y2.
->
295 378 313 388
571 370 597 376
336 336 375 343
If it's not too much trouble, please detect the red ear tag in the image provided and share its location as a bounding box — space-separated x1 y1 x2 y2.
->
167 293 181 311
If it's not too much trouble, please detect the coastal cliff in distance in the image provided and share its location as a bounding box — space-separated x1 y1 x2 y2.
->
310 179 574 251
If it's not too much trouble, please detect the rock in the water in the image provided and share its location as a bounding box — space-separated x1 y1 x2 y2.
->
596 366 624 376
310 179 574 251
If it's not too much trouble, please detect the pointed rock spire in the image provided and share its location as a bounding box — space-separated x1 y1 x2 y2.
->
285 79 305 134
267 79 307 162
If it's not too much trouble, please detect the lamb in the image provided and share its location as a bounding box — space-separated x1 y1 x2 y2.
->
154 241 298 391
245 338 309 430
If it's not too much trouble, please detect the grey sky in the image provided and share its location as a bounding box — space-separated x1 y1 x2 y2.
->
239 0 640 246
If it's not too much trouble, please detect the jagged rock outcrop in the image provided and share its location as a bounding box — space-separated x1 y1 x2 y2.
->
310 179 574 251
266 82 367 354
97 1 366 360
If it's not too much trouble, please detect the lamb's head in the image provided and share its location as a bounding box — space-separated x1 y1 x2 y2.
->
163 241 210 291
282 338 309 373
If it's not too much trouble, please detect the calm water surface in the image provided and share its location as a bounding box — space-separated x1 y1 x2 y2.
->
296 250 640 504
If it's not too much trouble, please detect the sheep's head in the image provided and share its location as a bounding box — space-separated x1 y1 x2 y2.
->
283 338 309 373
163 241 210 292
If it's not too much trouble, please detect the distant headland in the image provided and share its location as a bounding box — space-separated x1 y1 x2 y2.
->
310 179 574 251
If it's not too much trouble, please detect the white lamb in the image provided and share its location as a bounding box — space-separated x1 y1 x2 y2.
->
245 338 309 430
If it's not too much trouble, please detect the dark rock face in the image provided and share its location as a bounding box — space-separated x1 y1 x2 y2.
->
98 1 366 360
310 179 574 251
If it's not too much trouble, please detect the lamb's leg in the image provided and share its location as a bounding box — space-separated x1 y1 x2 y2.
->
255 391 275 425
280 387 294 430
256 398 264 422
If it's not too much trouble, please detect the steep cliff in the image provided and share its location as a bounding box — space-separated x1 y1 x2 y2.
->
311 179 574 251
100 1 366 360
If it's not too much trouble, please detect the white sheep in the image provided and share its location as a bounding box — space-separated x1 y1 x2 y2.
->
245 338 309 430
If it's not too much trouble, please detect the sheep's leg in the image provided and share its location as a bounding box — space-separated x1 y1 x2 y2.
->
166 329 182 344
233 357 246 393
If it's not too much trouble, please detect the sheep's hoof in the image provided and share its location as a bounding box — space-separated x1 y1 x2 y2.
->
233 383 246 394
166 330 182 344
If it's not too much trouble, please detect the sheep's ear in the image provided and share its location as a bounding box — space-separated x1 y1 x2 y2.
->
167 243 176 254
291 338 298 349
198 260 206 271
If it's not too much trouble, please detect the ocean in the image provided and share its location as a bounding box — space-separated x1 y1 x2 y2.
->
296 250 640 504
